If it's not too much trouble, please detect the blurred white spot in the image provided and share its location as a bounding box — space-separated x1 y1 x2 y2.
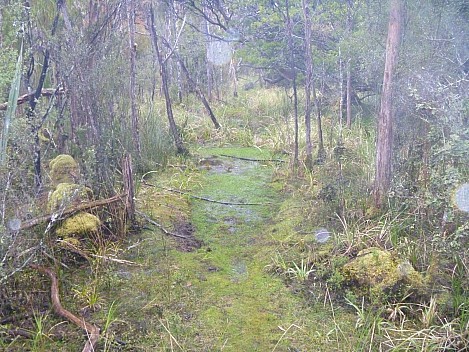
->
454 183 469 212
207 40 232 66
315 228 331 243
7 218 21 231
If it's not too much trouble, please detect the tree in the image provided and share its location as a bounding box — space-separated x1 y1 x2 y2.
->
345 0 353 129
302 0 313 170
148 3 188 155
373 0 404 208
127 0 142 160
285 0 299 167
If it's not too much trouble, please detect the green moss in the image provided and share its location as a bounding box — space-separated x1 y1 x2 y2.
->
100 147 358 351
56 212 100 237
49 154 79 185
342 247 425 301
48 183 93 211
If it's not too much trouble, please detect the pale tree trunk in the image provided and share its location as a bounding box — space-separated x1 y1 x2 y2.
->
302 0 313 170
346 60 352 128
127 0 141 159
148 5 187 155
203 7 213 101
374 0 403 208
346 0 353 128
0 8 3 45
230 58 238 97
285 0 299 167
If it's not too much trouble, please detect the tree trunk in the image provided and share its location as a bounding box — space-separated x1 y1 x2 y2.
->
346 60 352 128
204 8 213 101
148 5 187 155
373 0 403 208
285 0 299 167
302 0 313 170
174 52 221 129
346 0 353 128
26 4 60 191
230 58 238 97
127 0 142 160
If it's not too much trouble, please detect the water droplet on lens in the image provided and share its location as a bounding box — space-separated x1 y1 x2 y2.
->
7 218 21 231
315 228 331 243
454 183 469 212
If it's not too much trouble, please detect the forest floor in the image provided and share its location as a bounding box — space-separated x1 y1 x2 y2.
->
105 146 357 351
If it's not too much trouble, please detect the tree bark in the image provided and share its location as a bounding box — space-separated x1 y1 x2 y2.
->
373 0 403 208
148 6 187 155
302 0 313 170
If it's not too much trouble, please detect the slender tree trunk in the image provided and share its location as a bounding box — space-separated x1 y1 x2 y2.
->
204 8 213 101
230 58 238 97
314 84 325 161
374 0 403 208
302 0 313 170
148 6 187 154
26 4 60 190
127 0 141 159
346 61 352 128
285 0 299 167
173 52 221 129
0 7 3 45
346 0 353 128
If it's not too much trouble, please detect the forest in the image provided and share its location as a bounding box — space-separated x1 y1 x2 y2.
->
0 0 468 350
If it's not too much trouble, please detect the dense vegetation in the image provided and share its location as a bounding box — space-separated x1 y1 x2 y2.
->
1 0 468 350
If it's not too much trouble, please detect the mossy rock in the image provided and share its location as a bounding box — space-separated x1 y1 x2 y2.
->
56 212 100 237
49 154 79 185
342 247 425 301
48 183 93 211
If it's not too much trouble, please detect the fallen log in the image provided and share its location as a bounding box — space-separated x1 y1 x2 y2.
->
19 193 125 231
30 265 99 352
0 88 64 111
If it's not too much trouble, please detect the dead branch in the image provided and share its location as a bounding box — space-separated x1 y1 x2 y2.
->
0 88 64 111
136 211 189 239
5 328 34 339
57 239 142 266
219 154 286 163
142 181 272 206
30 265 100 352
90 254 142 266
19 193 125 231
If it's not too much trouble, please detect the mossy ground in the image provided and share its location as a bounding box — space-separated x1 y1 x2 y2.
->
100 146 357 351
1 146 358 351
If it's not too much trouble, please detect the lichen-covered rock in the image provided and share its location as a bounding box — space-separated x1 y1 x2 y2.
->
49 154 79 185
48 183 93 211
56 212 100 237
342 247 425 301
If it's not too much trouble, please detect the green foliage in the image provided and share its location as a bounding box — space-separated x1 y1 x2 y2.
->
286 259 314 282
